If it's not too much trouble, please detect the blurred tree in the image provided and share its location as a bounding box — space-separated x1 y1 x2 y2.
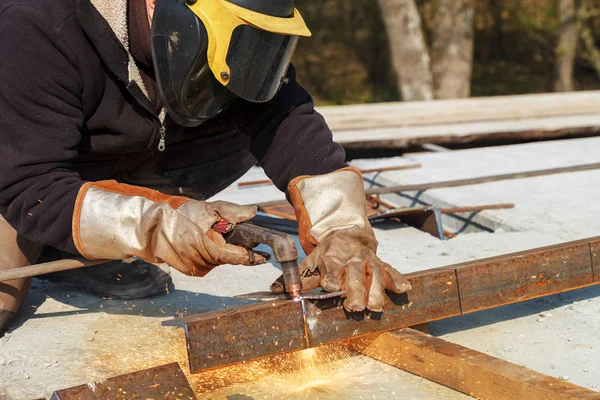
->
377 0 434 100
579 0 600 79
555 0 580 91
377 0 475 100
293 0 399 105
292 0 600 105
431 0 476 98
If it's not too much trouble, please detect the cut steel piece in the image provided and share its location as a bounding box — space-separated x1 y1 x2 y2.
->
368 206 444 239
50 363 196 400
168 237 600 373
163 300 306 373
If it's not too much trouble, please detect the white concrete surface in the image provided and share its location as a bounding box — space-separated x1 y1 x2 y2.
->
2 137 600 398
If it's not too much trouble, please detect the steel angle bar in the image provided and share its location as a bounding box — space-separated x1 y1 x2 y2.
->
163 300 307 373
167 236 600 373
368 206 445 239
50 363 196 400
348 328 600 400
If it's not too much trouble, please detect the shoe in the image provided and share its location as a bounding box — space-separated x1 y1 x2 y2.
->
39 251 173 299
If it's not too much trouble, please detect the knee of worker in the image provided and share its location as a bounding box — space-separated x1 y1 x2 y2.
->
0 215 43 268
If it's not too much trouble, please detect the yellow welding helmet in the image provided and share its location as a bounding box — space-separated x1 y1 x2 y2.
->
151 0 311 127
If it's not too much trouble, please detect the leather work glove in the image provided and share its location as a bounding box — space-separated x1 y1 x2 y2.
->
72 180 266 276
272 167 411 312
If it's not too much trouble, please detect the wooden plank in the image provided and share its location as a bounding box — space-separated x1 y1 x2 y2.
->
319 91 600 131
334 117 600 148
348 328 600 400
455 241 594 313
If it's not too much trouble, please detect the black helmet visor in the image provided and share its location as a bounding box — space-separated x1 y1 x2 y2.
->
222 25 299 102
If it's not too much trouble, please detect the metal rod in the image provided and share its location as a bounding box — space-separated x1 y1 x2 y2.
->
365 162 600 195
256 162 600 208
440 203 515 214
0 258 110 282
238 164 422 188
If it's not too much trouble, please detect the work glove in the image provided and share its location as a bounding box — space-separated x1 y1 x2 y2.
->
72 180 266 276
272 167 411 312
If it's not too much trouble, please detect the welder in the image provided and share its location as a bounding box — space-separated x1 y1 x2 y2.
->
0 0 411 335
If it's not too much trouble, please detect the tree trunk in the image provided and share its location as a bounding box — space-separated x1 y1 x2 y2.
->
431 0 476 99
377 0 433 101
579 0 600 81
580 24 600 78
555 0 580 92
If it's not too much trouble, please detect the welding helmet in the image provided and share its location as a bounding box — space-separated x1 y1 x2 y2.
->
150 0 311 127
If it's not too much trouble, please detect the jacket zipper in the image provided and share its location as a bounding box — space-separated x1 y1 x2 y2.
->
157 124 166 152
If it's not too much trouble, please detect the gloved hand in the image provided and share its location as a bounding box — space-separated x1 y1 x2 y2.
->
272 167 411 312
72 180 266 276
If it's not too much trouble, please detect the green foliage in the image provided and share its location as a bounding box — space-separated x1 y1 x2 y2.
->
293 0 399 105
293 0 600 105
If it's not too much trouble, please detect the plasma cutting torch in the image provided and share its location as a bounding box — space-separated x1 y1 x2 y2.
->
222 222 303 299
0 220 341 301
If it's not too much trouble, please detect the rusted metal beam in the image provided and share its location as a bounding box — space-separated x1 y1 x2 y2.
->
167 236 600 373
50 363 196 400
456 241 594 312
348 328 600 400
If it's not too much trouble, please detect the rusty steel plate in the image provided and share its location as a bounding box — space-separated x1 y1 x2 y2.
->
591 240 600 283
456 240 595 313
168 236 600 373
50 363 195 400
304 269 460 347
171 300 306 373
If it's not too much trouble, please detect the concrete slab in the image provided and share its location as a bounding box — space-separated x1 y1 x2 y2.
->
3 137 600 398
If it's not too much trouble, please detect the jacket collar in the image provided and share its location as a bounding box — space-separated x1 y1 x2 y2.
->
75 0 149 101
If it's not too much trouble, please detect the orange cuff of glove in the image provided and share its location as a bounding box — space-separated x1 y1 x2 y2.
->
287 166 367 255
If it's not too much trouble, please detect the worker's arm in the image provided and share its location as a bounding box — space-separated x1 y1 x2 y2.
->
0 6 85 254
231 65 411 311
0 6 263 275
227 64 347 191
